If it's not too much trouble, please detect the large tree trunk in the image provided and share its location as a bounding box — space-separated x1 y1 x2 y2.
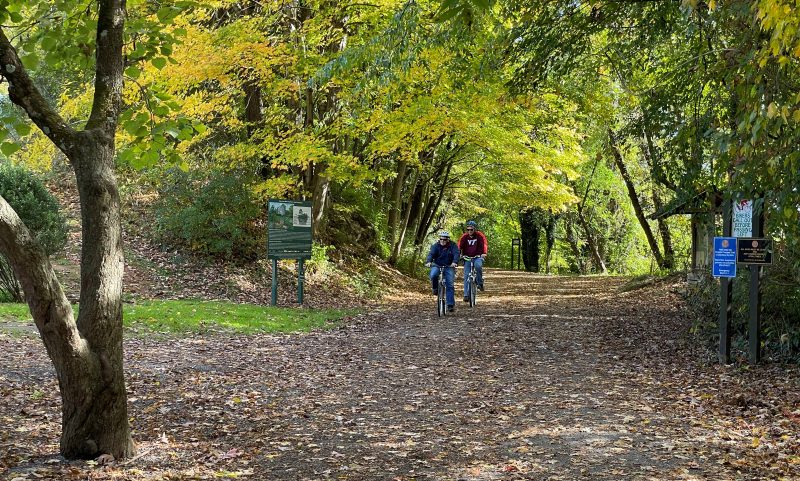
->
0 0 134 459
64 136 133 459
608 129 665 269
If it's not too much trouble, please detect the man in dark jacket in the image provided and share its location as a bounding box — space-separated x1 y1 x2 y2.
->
425 231 460 312
457 220 487 300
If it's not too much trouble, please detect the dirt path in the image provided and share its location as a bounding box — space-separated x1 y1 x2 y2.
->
1 271 799 480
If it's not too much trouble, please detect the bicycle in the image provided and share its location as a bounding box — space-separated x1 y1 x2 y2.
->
430 264 454 317
461 256 479 307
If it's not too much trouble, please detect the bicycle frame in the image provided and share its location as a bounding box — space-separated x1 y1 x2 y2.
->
461 256 479 307
432 264 453 317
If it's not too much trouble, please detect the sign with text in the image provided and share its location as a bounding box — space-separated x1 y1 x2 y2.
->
268 200 312 259
736 237 773 265
732 199 752 238
712 237 737 278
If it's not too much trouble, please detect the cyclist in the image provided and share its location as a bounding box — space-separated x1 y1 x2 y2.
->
457 220 487 301
425 231 460 313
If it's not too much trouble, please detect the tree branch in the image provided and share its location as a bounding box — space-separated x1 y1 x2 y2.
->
0 196 84 356
0 28 76 150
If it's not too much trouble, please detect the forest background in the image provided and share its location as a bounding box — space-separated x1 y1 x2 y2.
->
0 0 799 358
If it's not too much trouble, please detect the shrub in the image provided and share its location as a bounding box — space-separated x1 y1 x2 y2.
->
0 163 69 301
153 168 263 259
686 241 800 362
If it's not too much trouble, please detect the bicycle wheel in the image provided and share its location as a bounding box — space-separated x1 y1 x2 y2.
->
469 277 477 307
437 280 446 317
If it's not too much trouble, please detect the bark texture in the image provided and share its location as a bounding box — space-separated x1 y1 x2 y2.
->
0 0 134 459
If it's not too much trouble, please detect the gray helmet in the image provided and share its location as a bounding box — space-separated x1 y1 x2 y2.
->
438 231 450 239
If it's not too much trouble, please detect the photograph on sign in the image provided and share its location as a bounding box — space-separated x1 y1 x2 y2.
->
293 206 312 227
268 201 293 230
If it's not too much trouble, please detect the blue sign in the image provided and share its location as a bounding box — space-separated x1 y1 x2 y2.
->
713 237 737 278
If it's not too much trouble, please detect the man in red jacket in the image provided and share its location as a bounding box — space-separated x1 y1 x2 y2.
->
457 220 487 301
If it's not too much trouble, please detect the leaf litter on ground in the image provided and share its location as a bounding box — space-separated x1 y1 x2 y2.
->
1 271 799 480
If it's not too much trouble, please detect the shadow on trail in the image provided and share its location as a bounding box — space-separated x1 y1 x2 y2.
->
1 270 796 481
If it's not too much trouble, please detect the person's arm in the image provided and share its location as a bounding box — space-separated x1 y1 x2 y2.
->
451 244 460 267
425 244 436 264
478 231 488 256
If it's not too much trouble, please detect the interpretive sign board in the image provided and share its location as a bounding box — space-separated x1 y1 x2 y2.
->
268 200 312 259
712 237 737 278
732 199 752 238
736 237 773 265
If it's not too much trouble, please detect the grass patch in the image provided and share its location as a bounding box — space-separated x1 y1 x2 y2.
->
0 300 356 335
0 303 34 321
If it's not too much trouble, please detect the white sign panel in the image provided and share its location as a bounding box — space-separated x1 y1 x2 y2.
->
732 199 752 238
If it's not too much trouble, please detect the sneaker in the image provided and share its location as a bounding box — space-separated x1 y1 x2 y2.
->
463 296 470 302
478 284 484 292
447 305 455 312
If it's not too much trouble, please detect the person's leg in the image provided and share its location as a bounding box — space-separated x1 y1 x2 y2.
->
444 267 456 307
429 266 440 294
474 257 484 288
462 259 472 299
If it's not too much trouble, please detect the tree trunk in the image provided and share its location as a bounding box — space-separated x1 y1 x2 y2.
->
390 169 419 264
311 170 330 238
66 135 133 459
607 129 665 269
565 215 586 274
544 215 557 274
414 161 453 245
0 0 134 459
519 208 541 272
387 160 408 252
639 134 675 270
652 189 675 269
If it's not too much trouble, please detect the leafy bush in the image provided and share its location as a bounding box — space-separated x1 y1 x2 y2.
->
686 242 800 362
761 241 800 360
0 163 69 301
153 168 263 259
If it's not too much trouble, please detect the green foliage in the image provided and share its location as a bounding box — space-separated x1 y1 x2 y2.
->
153 168 263 259
306 244 336 277
0 0 197 171
687 244 800 362
0 163 68 301
0 164 67 254
686 273 721 353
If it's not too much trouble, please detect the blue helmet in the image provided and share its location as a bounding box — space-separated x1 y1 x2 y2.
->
465 220 477 228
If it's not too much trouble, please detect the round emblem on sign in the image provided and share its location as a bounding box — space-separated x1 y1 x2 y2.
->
722 240 729 248
752 240 758 247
